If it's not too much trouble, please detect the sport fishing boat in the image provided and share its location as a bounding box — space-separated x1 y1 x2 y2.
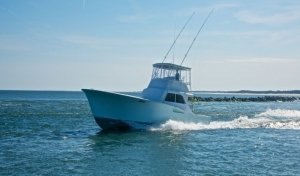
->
82 10 213 130
82 63 198 130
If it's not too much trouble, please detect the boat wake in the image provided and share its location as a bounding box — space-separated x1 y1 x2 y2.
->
150 109 300 131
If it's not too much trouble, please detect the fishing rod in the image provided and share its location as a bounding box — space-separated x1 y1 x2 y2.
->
161 12 195 63
180 9 214 66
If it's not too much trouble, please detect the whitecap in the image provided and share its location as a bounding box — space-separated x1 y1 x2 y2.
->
255 109 300 118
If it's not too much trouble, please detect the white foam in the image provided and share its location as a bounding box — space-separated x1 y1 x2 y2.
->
256 109 300 118
265 121 300 129
151 120 208 131
151 109 300 131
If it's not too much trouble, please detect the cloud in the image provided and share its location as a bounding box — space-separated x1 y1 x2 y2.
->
116 0 157 23
235 9 300 24
201 57 299 64
176 3 239 17
61 35 100 46
60 35 118 50
117 14 155 23
226 57 298 63
59 34 171 50
213 3 240 11
206 28 300 47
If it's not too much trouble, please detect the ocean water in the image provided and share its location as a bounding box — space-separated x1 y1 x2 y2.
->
1 91 300 175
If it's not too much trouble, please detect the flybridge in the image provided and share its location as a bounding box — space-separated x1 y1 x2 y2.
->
151 63 191 90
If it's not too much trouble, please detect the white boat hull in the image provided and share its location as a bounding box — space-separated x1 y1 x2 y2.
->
82 89 196 130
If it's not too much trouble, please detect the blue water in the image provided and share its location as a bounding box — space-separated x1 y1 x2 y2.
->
1 91 300 175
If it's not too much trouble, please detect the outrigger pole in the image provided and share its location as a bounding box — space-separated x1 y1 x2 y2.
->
180 9 214 66
161 12 195 63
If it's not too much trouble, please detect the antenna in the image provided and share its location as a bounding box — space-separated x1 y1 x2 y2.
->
161 12 195 63
180 9 214 66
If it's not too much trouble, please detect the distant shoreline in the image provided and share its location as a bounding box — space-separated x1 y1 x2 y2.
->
1 90 300 94
193 90 300 94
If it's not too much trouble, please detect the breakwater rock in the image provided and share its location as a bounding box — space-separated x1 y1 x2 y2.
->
189 96 300 102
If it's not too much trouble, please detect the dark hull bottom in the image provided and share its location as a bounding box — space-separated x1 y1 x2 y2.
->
95 117 131 131
94 117 153 131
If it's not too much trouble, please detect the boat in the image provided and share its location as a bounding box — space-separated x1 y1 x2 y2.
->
82 10 214 130
82 63 201 130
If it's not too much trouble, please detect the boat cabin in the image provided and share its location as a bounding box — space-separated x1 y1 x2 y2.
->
142 63 192 111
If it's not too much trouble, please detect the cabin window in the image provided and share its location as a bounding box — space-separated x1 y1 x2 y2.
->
176 94 185 104
165 93 185 104
165 93 175 102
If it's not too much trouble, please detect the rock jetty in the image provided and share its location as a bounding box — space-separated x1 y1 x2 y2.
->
189 96 299 102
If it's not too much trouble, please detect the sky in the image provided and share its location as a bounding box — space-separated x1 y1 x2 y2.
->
0 0 300 91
